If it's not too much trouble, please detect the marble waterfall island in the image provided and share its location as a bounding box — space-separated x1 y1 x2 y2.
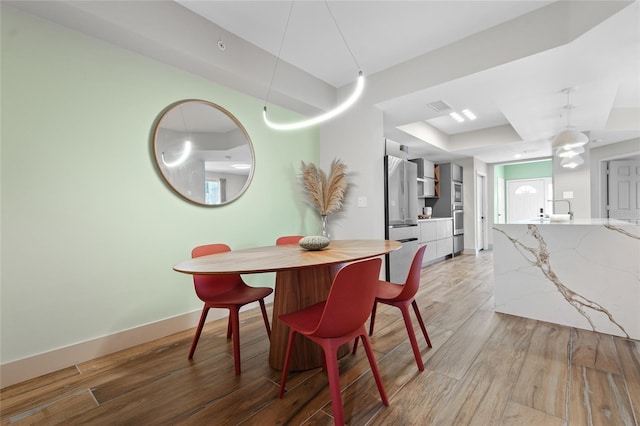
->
493 219 639 340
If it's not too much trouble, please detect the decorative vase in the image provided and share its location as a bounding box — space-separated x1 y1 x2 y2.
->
321 215 330 239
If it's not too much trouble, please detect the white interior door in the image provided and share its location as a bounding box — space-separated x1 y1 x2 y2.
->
608 160 640 223
497 177 505 224
476 174 487 250
506 179 546 223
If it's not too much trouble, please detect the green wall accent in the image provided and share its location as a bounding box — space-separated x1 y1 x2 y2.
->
1 7 318 363
503 160 552 180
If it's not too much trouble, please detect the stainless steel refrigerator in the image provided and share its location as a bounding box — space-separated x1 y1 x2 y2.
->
384 155 420 283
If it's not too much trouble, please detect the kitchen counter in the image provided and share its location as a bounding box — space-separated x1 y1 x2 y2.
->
493 220 640 340
512 218 629 225
418 217 452 222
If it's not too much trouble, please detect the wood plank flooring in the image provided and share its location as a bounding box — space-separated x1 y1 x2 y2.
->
2 251 639 425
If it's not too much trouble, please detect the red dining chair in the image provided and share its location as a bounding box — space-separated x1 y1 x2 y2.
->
276 235 304 245
353 245 432 371
188 244 273 375
278 258 388 426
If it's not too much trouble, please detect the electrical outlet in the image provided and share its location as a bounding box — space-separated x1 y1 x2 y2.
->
563 191 574 199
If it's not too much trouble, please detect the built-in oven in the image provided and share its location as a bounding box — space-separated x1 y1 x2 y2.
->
453 181 463 204
453 207 463 236
452 207 463 255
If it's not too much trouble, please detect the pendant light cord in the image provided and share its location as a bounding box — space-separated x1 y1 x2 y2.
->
566 89 571 128
323 0 361 71
264 0 362 107
263 0 365 130
265 1 295 107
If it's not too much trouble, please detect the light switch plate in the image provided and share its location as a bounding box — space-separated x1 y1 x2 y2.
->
563 191 574 199
357 196 367 207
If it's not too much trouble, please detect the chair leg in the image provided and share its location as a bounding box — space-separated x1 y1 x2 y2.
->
226 316 232 339
188 306 210 359
368 301 378 336
230 307 241 375
400 305 425 371
411 300 432 348
321 342 345 426
351 336 359 354
259 299 271 339
279 329 297 398
359 331 389 406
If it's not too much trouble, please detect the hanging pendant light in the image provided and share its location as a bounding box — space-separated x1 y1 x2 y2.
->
561 155 584 169
552 88 589 150
263 0 364 131
556 145 585 158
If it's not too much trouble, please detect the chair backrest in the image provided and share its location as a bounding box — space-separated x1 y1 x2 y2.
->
395 245 427 301
191 244 245 301
312 258 382 338
276 235 304 245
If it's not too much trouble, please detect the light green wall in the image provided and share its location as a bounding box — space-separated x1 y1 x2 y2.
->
1 7 318 363
503 160 552 180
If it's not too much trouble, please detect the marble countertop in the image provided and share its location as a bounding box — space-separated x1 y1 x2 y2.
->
502 218 636 226
418 217 452 222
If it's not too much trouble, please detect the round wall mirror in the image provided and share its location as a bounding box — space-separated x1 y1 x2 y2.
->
153 100 255 206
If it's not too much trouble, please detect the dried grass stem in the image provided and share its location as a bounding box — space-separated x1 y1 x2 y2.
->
300 159 347 216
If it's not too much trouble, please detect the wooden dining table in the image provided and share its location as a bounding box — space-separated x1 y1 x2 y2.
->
173 239 401 371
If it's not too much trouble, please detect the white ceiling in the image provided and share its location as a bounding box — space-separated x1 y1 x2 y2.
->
176 1 554 88
9 0 640 164
176 0 640 163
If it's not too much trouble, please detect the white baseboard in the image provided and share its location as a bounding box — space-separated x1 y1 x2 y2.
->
0 297 272 389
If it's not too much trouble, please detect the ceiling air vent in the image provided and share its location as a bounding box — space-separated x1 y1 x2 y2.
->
427 100 453 112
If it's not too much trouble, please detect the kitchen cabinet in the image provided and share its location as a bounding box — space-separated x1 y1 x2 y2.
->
429 162 463 217
411 158 436 198
418 218 453 266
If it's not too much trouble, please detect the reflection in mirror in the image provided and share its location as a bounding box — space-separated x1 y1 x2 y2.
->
153 100 254 206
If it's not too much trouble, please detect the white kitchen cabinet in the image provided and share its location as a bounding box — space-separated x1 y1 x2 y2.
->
423 178 435 197
420 220 437 242
436 237 453 258
412 158 436 198
422 159 435 179
436 219 453 240
418 218 453 266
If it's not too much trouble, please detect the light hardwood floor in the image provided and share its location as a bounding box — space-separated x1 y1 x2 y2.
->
2 251 639 425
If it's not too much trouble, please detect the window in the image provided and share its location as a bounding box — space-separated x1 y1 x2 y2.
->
514 185 537 194
205 180 221 204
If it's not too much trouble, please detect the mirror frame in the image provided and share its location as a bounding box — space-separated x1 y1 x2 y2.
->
152 99 255 206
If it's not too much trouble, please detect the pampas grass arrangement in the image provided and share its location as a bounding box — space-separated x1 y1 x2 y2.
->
300 159 348 216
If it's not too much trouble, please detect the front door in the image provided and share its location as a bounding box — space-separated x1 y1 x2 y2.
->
506 179 547 223
608 160 640 223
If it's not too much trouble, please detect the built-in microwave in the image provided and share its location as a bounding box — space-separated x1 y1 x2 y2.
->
453 181 463 204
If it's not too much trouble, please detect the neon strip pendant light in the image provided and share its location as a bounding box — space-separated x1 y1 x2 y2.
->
264 72 364 130
162 140 192 168
263 0 364 131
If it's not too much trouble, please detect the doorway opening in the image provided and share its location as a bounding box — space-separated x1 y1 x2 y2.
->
494 159 553 224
